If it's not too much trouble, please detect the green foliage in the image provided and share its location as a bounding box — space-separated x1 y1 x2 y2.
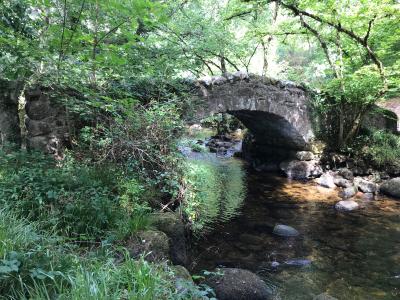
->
0 150 122 238
0 207 74 297
355 130 400 168
0 206 212 299
324 66 384 106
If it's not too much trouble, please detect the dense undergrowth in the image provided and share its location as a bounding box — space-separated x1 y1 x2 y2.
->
0 206 209 299
0 89 214 298
350 129 400 170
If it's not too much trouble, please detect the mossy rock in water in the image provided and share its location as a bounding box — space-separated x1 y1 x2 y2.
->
126 230 170 262
205 268 273 300
150 212 188 266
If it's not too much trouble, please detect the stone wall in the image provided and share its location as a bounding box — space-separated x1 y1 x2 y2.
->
25 86 72 156
362 105 398 133
0 79 22 147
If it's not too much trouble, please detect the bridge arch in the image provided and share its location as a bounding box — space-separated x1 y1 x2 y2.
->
195 74 315 152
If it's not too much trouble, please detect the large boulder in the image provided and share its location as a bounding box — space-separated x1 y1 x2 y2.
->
171 265 194 295
380 178 400 198
280 159 322 180
354 177 378 194
205 268 273 300
338 168 354 181
316 172 336 188
334 177 353 188
126 230 170 262
150 212 188 266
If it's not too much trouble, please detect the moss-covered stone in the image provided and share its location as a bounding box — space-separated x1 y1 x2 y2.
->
126 230 170 262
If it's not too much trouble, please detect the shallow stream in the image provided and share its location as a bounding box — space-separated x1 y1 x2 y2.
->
186 146 400 300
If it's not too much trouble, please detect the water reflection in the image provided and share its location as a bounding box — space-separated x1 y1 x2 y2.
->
184 153 246 235
190 164 400 300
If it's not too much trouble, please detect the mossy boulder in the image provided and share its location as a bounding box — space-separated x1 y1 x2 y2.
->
126 230 170 262
205 268 273 300
150 212 188 266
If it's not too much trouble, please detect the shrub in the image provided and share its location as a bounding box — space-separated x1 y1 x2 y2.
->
355 129 400 168
0 150 122 238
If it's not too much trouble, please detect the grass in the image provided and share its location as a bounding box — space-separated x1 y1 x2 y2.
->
0 206 210 299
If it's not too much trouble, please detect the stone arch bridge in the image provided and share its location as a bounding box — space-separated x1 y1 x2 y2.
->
194 73 315 154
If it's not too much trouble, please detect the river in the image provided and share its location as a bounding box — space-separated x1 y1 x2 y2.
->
183 139 400 300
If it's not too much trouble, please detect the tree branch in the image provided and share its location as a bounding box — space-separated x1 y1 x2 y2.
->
276 1 385 81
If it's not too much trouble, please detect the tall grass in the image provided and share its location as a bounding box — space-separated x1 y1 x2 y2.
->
0 206 208 299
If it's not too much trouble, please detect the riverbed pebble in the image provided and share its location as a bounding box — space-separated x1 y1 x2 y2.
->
273 224 299 237
335 200 359 211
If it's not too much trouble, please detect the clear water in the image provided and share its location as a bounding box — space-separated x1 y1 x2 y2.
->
188 154 400 300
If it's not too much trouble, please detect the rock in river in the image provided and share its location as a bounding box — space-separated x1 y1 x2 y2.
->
273 224 299 237
335 200 359 211
380 178 400 198
205 268 273 300
354 177 378 193
316 172 336 188
339 186 357 199
150 212 188 266
280 159 322 180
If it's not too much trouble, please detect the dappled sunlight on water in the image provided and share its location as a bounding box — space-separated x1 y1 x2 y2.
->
190 162 400 300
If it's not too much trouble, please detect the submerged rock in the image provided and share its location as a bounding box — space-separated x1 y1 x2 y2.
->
313 293 338 300
335 200 359 211
283 259 312 267
380 178 400 198
273 224 299 237
205 268 273 300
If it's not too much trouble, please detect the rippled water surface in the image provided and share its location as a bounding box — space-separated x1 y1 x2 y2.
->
189 155 400 300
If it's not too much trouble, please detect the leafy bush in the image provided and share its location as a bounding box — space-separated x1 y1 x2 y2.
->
0 207 75 297
355 129 400 168
0 150 122 238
